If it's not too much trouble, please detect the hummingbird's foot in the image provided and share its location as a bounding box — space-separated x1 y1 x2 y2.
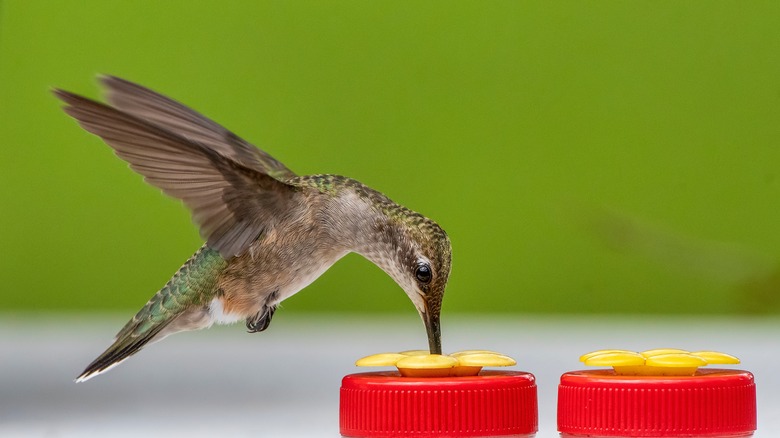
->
246 305 276 333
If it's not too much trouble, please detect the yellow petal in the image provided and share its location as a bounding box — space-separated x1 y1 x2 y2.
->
583 351 645 367
457 353 516 367
645 353 707 368
398 350 429 356
355 353 407 367
579 349 636 362
450 350 502 357
640 348 689 358
690 351 740 365
397 354 459 370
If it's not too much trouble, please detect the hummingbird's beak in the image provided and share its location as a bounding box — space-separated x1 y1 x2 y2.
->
422 305 442 355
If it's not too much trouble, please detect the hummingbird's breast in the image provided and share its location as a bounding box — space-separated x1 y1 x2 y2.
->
212 191 351 320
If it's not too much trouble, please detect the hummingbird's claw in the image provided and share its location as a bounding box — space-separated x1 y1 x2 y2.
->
246 305 276 333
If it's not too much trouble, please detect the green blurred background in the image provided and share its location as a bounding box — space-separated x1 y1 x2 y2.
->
1 1 779 315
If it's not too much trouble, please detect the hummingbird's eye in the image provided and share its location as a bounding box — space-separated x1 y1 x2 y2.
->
415 263 432 284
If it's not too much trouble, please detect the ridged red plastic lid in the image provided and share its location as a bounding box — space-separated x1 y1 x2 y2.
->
557 369 756 437
340 370 538 437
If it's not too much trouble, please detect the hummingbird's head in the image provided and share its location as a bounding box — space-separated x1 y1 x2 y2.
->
324 177 452 355
394 216 452 355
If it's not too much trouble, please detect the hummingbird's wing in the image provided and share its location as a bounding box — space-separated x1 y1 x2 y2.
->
99 75 296 182
55 89 305 259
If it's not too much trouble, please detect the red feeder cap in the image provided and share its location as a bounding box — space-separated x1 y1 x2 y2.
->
340 370 538 437
557 369 756 437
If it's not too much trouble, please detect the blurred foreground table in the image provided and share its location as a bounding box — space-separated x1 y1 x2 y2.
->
1 314 777 437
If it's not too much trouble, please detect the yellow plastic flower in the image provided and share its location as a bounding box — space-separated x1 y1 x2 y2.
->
579 349 740 376
356 350 516 377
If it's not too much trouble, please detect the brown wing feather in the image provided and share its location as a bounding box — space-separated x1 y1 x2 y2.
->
54 89 303 258
99 75 296 181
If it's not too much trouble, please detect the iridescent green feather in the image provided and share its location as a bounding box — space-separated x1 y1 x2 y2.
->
292 174 448 240
77 246 227 381
116 245 226 339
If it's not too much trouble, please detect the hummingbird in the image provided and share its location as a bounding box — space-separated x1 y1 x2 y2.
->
54 76 452 382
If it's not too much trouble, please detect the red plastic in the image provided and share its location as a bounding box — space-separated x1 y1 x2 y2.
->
340 370 538 437
557 369 756 437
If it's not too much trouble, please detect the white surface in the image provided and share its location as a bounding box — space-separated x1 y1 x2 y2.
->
1 314 777 437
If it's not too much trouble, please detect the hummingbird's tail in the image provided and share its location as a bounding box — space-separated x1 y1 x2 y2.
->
76 245 227 382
